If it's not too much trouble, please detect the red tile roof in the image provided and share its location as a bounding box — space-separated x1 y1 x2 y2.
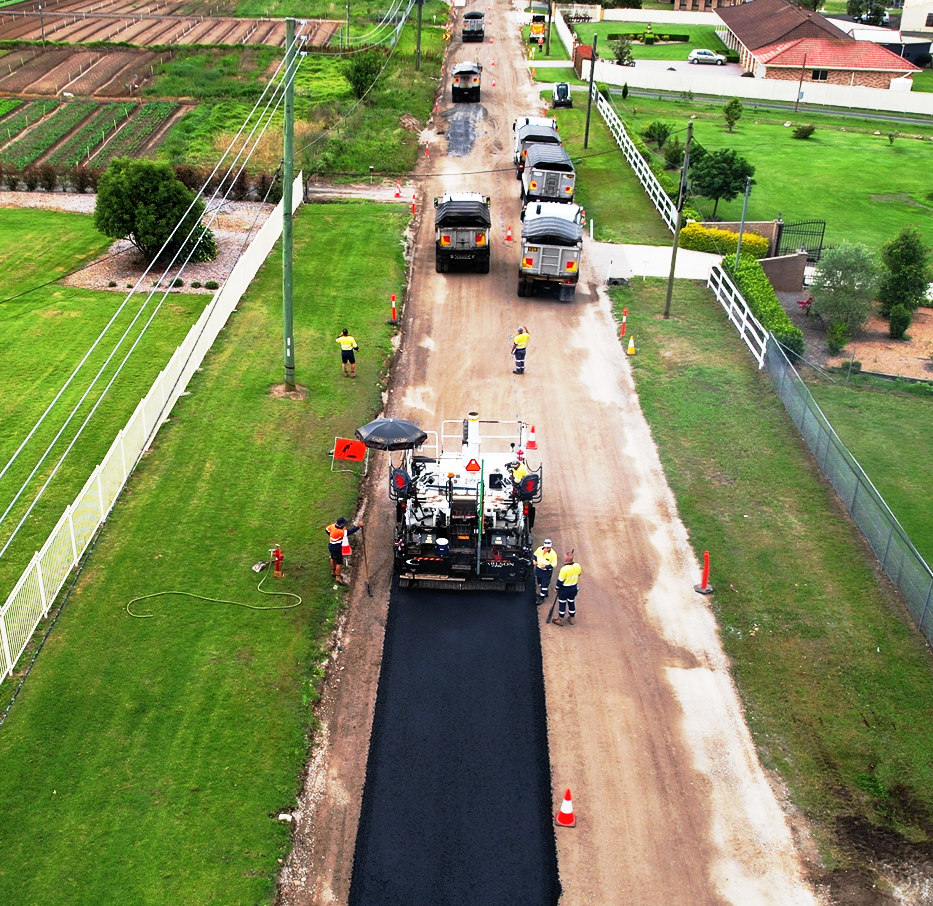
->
716 0 850 50
757 37 921 71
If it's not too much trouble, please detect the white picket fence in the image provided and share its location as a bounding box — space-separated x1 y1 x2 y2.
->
706 263 769 368
0 174 303 681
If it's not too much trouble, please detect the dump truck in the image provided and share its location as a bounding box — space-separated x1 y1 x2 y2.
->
434 192 491 274
517 202 584 301
520 144 576 203
451 61 482 102
461 10 485 42
513 122 562 177
552 82 573 108
390 413 541 591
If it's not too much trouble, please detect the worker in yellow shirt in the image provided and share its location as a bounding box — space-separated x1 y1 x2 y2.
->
552 551 582 626
336 328 359 378
511 325 529 374
533 539 558 600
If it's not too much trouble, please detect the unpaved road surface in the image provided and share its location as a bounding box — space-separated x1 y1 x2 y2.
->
277 3 823 904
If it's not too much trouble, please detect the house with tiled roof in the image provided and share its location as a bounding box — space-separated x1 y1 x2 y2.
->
716 0 920 88
901 0 933 34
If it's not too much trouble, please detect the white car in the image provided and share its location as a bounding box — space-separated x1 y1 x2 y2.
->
688 48 726 65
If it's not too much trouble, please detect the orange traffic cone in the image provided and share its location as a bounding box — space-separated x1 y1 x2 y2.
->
492 78 496 87
394 181 401 198
526 425 537 449
342 539 352 557
627 337 636 356
556 789 576 827
506 225 512 241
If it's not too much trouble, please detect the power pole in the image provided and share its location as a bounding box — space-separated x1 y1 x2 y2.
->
734 176 752 269
583 34 597 149
282 18 296 391
545 0 553 57
415 0 423 72
663 120 693 320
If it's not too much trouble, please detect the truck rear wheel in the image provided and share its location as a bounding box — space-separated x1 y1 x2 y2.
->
559 284 576 302
436 257 448 273
476 257 490 274
517 279 527 297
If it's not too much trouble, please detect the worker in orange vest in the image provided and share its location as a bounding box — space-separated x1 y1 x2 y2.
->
325 516 362 585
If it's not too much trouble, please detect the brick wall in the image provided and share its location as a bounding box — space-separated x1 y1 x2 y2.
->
763 66 897 88
760 251 808 294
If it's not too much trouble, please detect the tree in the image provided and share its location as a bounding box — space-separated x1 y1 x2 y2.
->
642 120 672 148
810 242 881 350
723 97 743 133
689 149 754 218
611 37 635 67
94 159 218 264
795 0 821 11
663 136 684 170
846 0 886 25
878 226 931 317
345 49 386 100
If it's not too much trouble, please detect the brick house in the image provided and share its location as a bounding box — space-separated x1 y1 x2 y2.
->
717 0 920 87
901 0 933 34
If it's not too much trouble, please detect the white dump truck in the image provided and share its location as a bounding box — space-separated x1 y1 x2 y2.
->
520 144 576 203
461 10 485 42
451 61 482 102
517 202 584 301
513 122 562 177
434 192 491 274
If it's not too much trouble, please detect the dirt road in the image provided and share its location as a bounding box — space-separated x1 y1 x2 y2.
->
277 3 823 904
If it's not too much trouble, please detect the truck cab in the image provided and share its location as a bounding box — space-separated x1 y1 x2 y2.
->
518 202 585 301
451 61 482 102
513 123 562 177
461 10 485 42
520 144 576 203
529 2 548 45
434 193 492 274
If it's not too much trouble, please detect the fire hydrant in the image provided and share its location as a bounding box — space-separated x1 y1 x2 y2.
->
272 545 284 578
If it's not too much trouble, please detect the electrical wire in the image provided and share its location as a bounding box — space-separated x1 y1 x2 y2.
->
126 562 302 618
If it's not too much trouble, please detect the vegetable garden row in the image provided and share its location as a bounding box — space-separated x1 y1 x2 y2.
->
0 98 178 168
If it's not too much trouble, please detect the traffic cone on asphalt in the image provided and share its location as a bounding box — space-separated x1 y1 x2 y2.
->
506 225 512 241
627 336 636 356
556 789 576 827
394 181 401 198
526 425 537 449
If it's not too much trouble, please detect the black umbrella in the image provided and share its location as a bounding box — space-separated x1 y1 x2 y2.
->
355 417 427 451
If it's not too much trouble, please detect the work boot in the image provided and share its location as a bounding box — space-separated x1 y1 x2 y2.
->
552 617 563 626
568 616 575 625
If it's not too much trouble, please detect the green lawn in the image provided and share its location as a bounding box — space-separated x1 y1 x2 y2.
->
805 375 933 565
913 69 933 93
599 94 933 250
0 203 408 906
0 209 208 594
618 277 933 866
571 22 731 61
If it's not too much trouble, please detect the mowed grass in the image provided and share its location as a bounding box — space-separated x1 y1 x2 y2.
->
617 278 933 860
571 22 730 61
0 203 408 906
805 375 933 565
0 209 207 594
602 94 933 249
549 102 673 246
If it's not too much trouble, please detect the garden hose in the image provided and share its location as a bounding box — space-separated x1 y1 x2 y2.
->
126 561 301 618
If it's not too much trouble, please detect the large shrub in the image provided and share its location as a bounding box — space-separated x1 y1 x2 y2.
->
725 253 805 358
680 222 769 258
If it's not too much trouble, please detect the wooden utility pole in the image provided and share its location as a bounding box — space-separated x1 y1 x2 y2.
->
282 18 296 391
664 120 693 320
583 34 598 149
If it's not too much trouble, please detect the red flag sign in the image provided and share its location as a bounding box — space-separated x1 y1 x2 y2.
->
333 438 367 462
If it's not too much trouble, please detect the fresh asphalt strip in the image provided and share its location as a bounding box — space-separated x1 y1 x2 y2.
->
348 581 560 905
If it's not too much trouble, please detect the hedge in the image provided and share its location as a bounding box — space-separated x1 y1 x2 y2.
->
724 253 805 358
680 222 769 258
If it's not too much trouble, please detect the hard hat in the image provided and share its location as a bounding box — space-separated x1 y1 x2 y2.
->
543 539 552 547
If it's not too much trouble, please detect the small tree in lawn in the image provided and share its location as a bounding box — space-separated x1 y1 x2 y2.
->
878 226 931 320
810 242 881 353
642 120 672 149
344 49 386 100
689 148 754 218
723 97 743 133
612 37 635 67
663 136 684 170
94 158 218 265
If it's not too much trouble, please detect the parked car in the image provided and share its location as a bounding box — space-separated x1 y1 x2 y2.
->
688 48 726 65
